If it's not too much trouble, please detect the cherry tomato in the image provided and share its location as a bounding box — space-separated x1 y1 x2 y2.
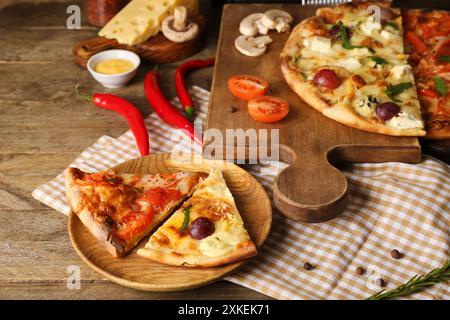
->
247 96 289 123
138 187 181 210
115 208 154 241
313 69 342 89
228 75 269 101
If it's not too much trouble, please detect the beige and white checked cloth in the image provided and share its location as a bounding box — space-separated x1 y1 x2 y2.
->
32 86 450 300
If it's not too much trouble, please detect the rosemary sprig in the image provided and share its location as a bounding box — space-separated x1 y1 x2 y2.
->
367 259 450 300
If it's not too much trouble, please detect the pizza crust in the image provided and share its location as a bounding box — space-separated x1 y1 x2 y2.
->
66 168 126 257
137 241 257 268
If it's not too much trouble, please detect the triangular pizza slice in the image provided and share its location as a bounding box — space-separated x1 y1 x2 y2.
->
65 168 206 257
137 168 257 267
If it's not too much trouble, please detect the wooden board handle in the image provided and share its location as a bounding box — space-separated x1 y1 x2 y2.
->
273 145 348 223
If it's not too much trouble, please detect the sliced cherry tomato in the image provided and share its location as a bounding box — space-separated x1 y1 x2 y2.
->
405 31 428 54
115 208 154 242
418 89 439 98
228 75 269 101
247 96 289 123
138 187 181 210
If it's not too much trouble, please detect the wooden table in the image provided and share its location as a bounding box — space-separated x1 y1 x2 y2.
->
0 0 269 300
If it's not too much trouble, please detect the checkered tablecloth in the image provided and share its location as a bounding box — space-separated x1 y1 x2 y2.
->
32 86 450 300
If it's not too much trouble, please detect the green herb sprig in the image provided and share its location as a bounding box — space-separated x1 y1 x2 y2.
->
384 21 399 30
437 55 450 63
434 76 447 96
337 21 375 53
180 206 191 232
369 56 388 66
367 259 450 300
386 82 413 101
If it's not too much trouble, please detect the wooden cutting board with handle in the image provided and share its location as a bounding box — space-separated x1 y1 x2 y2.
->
204 4 421 223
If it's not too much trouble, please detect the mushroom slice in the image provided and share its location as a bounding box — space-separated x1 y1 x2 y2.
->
261 9 293 33
275 20 291 33
239 13 265 36
234 35 273 57
161 6 199 43
256 19 269 35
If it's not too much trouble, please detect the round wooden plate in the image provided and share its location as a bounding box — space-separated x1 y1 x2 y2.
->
68 153 272 292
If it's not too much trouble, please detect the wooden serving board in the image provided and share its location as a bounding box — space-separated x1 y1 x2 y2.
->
68 153 271 292
204 4 421 223
73 15 205 68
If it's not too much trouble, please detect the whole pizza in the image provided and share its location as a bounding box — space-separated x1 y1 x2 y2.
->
281 1 427 136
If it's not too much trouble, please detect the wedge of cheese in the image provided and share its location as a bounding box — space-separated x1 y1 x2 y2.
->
98 0 199 46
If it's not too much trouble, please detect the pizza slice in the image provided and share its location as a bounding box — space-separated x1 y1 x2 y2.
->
403 9 450 139
280 1 426 136
137 168 257 267
65 168 206 257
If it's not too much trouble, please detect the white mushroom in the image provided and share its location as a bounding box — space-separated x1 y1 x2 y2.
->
256 19 269 35
275 19 291 33
161 6 199 43
261 9 293 33
234 35 273 57
239 13 265 36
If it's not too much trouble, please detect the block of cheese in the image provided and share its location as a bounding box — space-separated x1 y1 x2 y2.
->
98 0 199 46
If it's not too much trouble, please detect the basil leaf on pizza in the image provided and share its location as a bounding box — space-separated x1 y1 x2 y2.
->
369 56 388 66
434 76 447 96
386 82 413 101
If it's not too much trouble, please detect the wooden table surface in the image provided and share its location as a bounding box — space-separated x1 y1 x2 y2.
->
0 0 269 300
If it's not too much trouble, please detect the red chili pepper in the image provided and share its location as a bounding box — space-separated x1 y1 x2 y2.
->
76 84 150 156
175 58 215 120
144 70 202 145
93 94 150 156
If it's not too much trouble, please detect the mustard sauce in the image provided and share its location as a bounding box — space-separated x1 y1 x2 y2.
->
94 59 134 74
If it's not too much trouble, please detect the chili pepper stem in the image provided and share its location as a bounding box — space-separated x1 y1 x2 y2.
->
184 106 194 120
75 83 93 103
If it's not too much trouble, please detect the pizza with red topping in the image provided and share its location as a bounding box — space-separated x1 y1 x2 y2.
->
65 167 206 256
403 9 450 139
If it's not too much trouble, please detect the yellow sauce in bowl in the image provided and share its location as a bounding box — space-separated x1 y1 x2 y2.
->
94 59 135 75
